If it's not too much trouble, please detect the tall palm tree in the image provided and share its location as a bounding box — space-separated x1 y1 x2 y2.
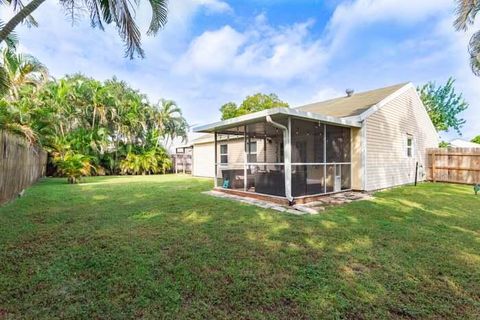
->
153 99 188 149
455 1 480 76
1 47 48 99
0 0 169 58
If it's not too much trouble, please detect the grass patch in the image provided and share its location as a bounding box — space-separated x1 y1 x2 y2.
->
1 175 479 319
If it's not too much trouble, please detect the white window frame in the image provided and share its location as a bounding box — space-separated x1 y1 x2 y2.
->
247 141 257 163
406 134 413 158
220 144 228 165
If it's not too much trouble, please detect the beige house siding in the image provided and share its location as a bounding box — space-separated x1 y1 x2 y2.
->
193 137 281 178
192 142 215 177
193 136 282 177
364 87 439 191
351 127 363 190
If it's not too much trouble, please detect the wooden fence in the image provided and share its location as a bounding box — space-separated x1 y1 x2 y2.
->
0 131 47 205
427 148 480 185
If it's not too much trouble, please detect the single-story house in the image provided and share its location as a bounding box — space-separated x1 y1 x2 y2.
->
449 139 480 148
192 82 439 204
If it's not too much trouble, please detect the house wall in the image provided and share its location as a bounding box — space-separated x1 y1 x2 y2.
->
192 142 215 177
192 136 283 178
364 87 439 191
351 127 363 190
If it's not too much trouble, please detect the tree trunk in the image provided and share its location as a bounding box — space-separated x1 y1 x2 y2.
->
0 0 47 44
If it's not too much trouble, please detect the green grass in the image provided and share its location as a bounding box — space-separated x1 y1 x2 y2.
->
0 175 479 319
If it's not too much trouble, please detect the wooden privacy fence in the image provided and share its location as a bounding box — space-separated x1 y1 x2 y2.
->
427 148 480 185
0 131 47 204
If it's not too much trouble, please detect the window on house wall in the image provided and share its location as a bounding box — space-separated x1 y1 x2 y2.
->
406 135 413 157
220 144 228 164
247 141 257 163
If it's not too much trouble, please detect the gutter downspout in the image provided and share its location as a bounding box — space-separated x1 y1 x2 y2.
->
266 116 293 204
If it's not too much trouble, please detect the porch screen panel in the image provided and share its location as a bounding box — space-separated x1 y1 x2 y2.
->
215 130 245 191
238 120 286 196
326 125 351 162
291 119 325 196
292 165 325 196
291 119 324 163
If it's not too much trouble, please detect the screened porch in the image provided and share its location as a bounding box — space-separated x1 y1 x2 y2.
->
212 114 353 200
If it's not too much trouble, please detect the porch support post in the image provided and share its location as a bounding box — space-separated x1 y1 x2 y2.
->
214 132 218 188
266 116 293 203
285 117 292 203
244 125 247 192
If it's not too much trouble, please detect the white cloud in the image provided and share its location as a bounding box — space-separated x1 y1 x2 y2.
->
2 0 479 143
326 0 453 52
176 26 246 73
176 16 327 80
195 0 233 13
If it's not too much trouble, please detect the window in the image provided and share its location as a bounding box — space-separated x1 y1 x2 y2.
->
220 144 228 164
247 141 257 163
406 135 413 157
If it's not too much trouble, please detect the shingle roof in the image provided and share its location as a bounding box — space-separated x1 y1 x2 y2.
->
296 83 408 118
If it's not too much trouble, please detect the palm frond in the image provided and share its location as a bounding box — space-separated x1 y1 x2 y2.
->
469 30 480 76
454 0 480 31
0 66 10 96
147 0 168 35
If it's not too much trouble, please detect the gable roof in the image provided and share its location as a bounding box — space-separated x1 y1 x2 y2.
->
450 139 480 148
296 83 409 118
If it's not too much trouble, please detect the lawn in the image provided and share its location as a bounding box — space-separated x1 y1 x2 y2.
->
0 175 479 319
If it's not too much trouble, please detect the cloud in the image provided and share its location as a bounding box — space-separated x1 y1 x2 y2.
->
176 16 327 80
326 0 453 51
2 0 479 143
195 0 233 13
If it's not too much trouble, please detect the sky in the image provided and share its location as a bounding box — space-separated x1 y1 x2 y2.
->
1 0 479 144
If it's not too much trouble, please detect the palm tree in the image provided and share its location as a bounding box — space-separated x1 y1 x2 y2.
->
153 99 188 149
455 1 480 76
1 47 48 99
0 0 168 58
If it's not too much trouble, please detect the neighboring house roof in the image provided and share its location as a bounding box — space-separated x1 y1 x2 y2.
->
296 83 408 117
450 139 480 148
191 133 214 144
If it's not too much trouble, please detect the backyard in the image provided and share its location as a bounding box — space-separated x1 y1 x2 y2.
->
0 175 479 319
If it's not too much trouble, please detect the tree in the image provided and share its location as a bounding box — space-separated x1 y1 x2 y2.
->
1 47 48 99
153 99 188 148
0 0 168 58
418 78 468 135
1 71 187 179
220 93 289 120
472 135 480 144
454 1 480 76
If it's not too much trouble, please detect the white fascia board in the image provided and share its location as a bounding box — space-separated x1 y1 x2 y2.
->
356 83 414 122
193 107 361 133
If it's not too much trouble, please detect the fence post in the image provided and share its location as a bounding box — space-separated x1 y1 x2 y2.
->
432 152 436 183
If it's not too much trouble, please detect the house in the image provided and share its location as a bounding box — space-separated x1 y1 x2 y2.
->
449 139 480 148
192 83 439 204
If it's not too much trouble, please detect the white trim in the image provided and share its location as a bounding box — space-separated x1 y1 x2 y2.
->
217 162 284 166
193 107 361 133
362 120 367 191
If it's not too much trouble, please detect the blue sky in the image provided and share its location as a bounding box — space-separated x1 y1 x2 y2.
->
2 0 479 142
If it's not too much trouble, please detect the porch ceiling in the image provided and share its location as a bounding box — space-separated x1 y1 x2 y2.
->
193 107 362 134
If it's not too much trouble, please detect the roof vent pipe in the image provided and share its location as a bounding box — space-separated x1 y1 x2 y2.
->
346 88 354 97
